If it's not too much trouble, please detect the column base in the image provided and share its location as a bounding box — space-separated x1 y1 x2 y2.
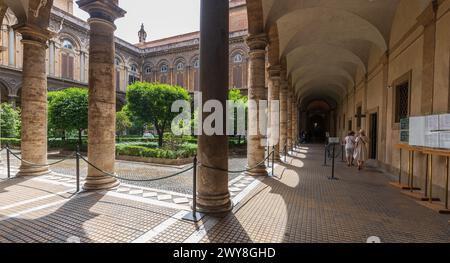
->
16 165 51 177
196 193 233 217
83 175 120 191
245 164 268 177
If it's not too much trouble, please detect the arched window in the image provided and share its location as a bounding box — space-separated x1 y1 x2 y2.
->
232 53 244 88
176 62 184 71
233 53 243 63
192 59 200 91
61 38 75 80
161 64 168 73
115 58 122 91
62 39 74 50
128 64 139 85
193 59 199 69
115 58 121 67
175 62 185 87
145 66 152 74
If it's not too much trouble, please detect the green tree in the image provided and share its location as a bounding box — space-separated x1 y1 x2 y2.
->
126 82 190 147
116 109 132 142
228 88 248 145
0 103 20 138
48 88 88 147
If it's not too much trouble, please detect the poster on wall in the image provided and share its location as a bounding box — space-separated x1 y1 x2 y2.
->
425 115 440 132
439 132 450 149
409 116 426 146
439 114 450 130
425 132 440 148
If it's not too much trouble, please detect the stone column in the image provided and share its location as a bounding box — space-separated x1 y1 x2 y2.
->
78 0 126 190
418 1 438 115
287 89 293 150
49 41 55 76
279 69 288 155
268 65 281 161
8 26 14 66
292 100 297 146
15 26 51 176
245 33 268 176
196 0 232 215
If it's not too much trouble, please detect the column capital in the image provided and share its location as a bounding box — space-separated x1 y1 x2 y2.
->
77 0 126 25
246 33 268 51
13 24 53 46
268 65 281 80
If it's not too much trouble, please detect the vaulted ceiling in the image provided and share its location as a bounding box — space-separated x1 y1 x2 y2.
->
247 0 425 104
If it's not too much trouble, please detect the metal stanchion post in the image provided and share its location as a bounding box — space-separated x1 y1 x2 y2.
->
193 155 197 217
76 145 80 193
272 146 275 177
429 155 433 203
399 149 402 185
284 144 287 163
446 157 449 210
328 143 338 180
408 151 411 187
267 145 270 168
183 155 203 222
6 144 10 179
411 151 415 192
425 154 429 198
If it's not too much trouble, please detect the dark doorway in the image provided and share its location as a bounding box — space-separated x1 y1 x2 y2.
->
369 112 378 159
308 114 326 143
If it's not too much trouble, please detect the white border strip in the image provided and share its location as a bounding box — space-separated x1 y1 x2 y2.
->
231 179 262 207
106 191 190 211
131 210 189 243
183 217 220 243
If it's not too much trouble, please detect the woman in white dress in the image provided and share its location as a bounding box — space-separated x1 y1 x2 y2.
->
344 131 356 167
353 129 369 170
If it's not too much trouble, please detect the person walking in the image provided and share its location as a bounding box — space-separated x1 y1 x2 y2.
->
344 131 356 167
354 129 369 171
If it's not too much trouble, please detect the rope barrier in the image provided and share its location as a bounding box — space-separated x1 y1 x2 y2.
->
78 154 194 182
7 149 75 167
198 150 274 174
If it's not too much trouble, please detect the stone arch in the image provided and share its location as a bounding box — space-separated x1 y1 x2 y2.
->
278 7 388 56
156 59 170 84
115 54 125 67
173 56 187 68
142 61 154 73
4 0 54 28
389 0 432 48
189 54 199 67
246 0 264 35
58 32 82 51
157 59 170 69
292 65 355 90
0 78 11 103
287 44 367 76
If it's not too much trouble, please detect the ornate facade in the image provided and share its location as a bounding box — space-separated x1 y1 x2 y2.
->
0 0 249 107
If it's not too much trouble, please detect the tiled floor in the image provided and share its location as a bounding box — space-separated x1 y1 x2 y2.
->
0 145 449 243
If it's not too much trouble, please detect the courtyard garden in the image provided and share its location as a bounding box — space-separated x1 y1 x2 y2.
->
0 82 248 162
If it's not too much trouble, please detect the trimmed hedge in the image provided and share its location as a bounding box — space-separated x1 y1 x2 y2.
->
116 143 197 159
0 138 21 147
